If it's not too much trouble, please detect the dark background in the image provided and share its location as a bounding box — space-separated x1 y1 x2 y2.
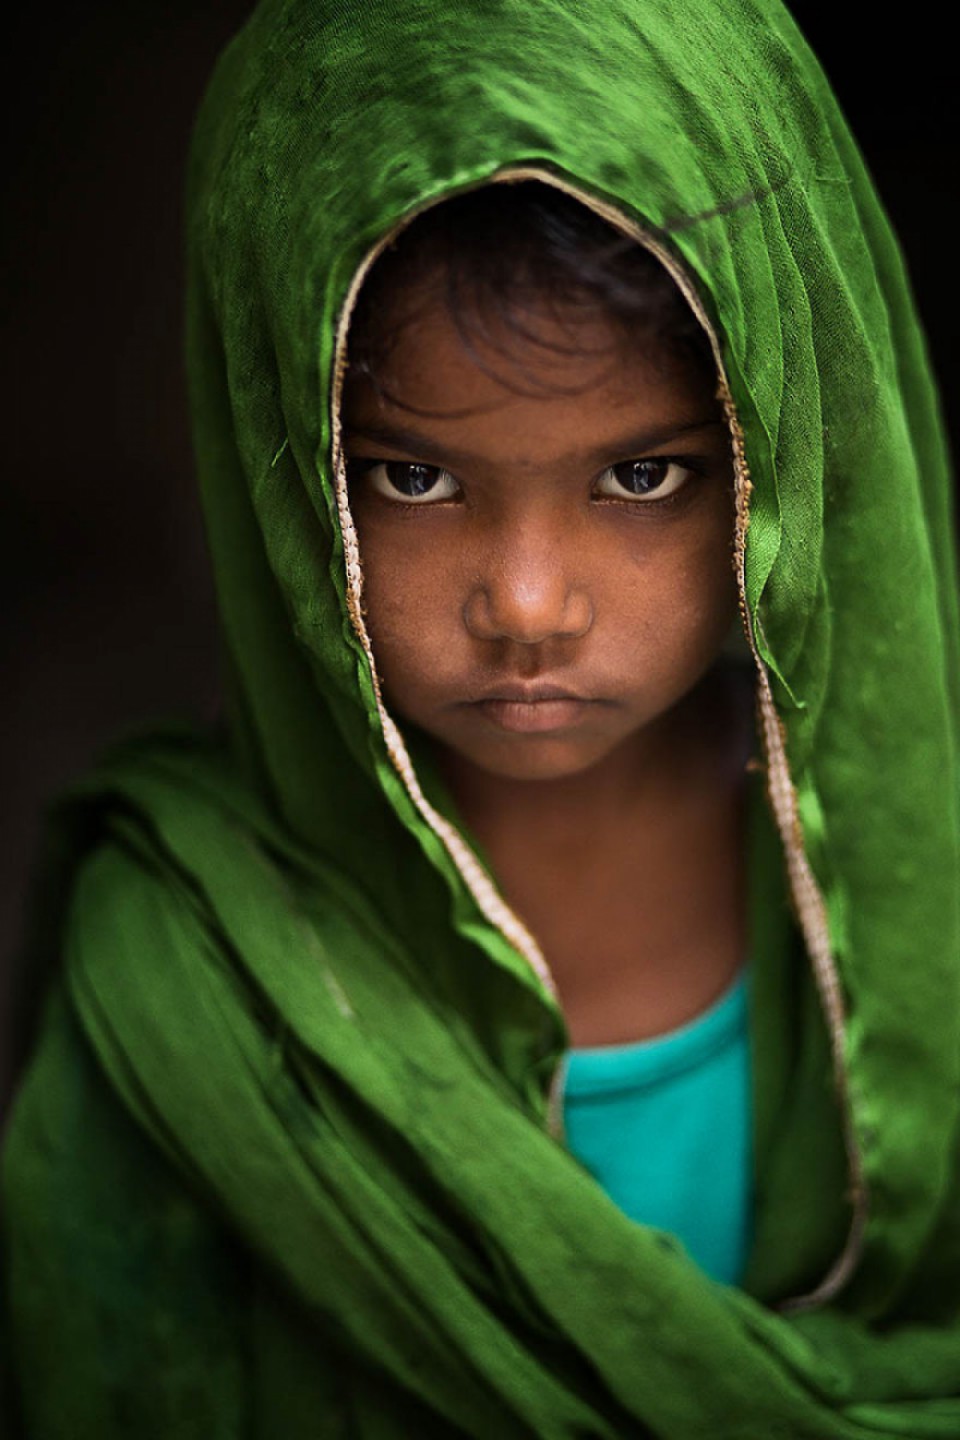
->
2 4 957 1107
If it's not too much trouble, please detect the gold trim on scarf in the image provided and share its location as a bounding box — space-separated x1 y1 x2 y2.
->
329 164 867 1312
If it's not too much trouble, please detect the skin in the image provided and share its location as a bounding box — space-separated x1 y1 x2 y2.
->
343 278 753 1045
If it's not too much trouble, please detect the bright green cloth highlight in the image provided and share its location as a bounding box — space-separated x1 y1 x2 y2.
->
3 0 960 1434
563 968 752 1287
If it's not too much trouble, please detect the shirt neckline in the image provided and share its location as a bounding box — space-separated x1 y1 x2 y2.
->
563 967 750 1098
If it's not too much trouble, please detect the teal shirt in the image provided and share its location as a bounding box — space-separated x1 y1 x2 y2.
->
562 970 752 1286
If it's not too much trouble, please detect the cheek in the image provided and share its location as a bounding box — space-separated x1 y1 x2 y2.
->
358 526 463 676
679 541 738 659
684 522 738 619
620 516 737 665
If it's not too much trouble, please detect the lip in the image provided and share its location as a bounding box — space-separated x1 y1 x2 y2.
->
461 683 603 734
471 683 590 704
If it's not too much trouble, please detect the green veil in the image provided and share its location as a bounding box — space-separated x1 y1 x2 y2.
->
4 0 960 1434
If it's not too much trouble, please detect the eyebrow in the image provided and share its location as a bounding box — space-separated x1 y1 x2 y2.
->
341 413 725 469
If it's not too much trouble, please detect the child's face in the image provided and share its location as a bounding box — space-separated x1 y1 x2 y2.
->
343 279 737 786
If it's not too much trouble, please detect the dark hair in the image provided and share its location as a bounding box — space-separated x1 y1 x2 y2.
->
346 180 715 404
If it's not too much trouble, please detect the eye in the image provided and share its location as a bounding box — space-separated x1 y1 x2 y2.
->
594 457 694 503
350 459 459 504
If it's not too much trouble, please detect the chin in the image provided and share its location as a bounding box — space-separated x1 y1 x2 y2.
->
440 733 619 785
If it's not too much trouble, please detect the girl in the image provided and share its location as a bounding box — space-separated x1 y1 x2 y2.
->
4 0 959 1435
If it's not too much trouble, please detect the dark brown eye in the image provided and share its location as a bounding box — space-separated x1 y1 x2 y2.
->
596 458 692 501
352 460 459 504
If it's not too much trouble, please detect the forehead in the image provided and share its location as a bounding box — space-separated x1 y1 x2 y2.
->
343 282 721 471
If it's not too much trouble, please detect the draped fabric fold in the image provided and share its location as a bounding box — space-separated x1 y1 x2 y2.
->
4 0 960 1434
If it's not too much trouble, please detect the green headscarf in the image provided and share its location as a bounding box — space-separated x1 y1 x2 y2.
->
4 0 960 1434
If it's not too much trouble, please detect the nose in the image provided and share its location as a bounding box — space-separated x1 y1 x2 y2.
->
462 517 594 645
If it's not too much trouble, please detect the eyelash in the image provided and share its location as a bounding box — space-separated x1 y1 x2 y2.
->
345 456 705 509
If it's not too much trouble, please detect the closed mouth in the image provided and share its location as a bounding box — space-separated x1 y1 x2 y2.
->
459 686 606 734
466 683 593 705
